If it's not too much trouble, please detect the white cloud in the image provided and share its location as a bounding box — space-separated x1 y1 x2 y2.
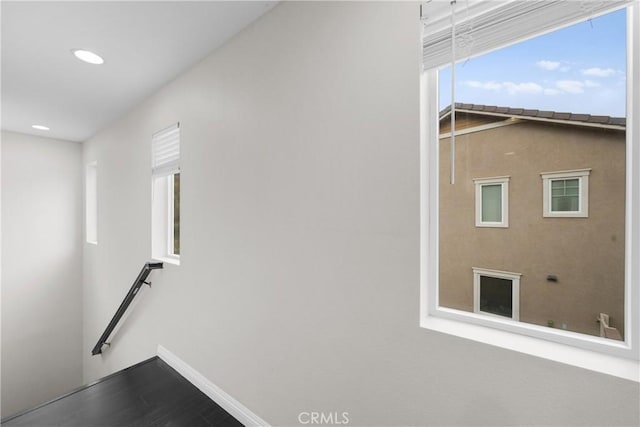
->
464 80 502 90
553 80 603 94
544 88 562 96
462 78 602 97
463 80 544 95
536 60 570 72
581 67 616 77
502 81 543 95
536 60 561 71
556 80 585 94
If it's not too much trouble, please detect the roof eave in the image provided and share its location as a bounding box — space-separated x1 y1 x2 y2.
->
440 108 626 131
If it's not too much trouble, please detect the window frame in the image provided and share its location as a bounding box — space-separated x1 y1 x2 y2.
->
151 123 180 266
419 3 640 380
152 175 179 265
473 268 520 321
541 169 590 218
474 176 510 227
85 161 98 245
167 172 179 259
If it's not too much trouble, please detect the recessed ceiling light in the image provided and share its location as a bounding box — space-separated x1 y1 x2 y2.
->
32 124 50 131
71 49 104 65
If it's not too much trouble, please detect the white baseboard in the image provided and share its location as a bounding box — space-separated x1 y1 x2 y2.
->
157 345 270 426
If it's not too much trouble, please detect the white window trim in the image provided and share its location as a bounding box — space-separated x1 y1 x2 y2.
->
473 268 520 321
85 161 98 245
167 174 179 258
151 122 180 266
474 176 509 227
419 3 640 382
541 169 590 218
152 174 180 266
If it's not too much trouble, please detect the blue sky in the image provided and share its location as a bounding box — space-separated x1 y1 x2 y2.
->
439 8 627 117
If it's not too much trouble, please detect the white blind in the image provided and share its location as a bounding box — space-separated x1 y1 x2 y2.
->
422 0 630 70
152 123 180 177
482 184 502 222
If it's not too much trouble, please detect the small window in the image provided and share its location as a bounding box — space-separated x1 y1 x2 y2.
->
151 123 180 264
168 173 180 256
473 268 520 321
474 177 509 227
541 169 590 218
86 161 98 244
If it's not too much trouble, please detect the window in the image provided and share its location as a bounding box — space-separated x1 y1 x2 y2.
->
86 161 98 244
473 268 520 320
151 123 180 264
474 177 509 227
420 1 640 379
542 169 590 217
169 173 180 256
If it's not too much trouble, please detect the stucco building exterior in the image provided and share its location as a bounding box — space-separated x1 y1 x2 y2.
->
438 103 626 339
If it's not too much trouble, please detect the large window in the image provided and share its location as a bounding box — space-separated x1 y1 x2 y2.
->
421 1 640 377
151 123 180 264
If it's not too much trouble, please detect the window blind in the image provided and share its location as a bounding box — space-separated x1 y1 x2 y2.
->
152 123 180 177
422 0 631 70
481 184 502 222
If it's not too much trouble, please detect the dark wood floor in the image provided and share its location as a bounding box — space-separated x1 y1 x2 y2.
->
2 357 244 427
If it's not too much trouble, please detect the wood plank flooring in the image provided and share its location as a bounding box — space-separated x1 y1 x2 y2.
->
1 357 244 427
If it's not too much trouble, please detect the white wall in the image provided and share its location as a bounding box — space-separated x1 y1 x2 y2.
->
1 131 83 417
82 2 640 425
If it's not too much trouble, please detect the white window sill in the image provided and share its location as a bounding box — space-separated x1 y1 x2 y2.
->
152 256 180 266
543 212 589 218
420 315 640 382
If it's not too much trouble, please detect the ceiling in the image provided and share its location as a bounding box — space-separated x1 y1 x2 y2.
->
1 1 277 142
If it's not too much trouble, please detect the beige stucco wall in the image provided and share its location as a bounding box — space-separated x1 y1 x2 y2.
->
439 119 626 338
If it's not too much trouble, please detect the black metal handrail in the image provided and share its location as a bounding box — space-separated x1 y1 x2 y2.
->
91 261 163 355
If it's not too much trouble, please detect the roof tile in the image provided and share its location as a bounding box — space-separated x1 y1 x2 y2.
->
570 114 590 122
553 112 571 120
589 115 611 124
439 103 625 128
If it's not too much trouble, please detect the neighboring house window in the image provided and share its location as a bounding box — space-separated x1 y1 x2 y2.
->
86 161 98 244
541 169 590 218
474 176 509 227
473 268 520 321
151 123 180 265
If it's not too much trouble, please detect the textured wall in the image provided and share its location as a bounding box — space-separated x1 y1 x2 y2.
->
439 121 626 337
